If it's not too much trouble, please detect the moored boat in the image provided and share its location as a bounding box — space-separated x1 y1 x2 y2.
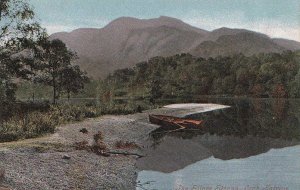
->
149 114 203 130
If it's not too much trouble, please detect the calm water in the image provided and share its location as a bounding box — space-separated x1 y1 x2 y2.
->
136 98 300 190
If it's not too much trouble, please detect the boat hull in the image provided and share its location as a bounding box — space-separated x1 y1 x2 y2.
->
149 114 203 130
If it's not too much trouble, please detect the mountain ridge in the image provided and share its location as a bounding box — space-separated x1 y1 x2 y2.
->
50 16 300 78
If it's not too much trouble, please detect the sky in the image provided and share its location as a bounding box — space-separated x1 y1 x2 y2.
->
30 0 300 42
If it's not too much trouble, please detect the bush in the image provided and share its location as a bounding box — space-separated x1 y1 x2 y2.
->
0 111 57 141
0 101 146 143
73 132 110 157
74 141 89 150
114 140 140 149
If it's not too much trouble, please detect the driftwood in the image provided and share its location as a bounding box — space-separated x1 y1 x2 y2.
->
107 150 144 158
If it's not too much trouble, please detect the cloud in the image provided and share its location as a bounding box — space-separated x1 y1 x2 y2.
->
182 11 300 42
43 24 76 34
42 18 109 34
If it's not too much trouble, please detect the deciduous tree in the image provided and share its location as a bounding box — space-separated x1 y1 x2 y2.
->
0 0 43 102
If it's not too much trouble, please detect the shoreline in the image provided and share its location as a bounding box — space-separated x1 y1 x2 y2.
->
0 103 229 190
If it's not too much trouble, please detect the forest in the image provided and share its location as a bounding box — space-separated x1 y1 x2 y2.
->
99 51 300 102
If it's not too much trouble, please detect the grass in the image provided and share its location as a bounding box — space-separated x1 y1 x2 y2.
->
0 100 147 143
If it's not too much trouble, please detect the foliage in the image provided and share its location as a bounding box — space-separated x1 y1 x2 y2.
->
104 51 300 99
0 0 41 42
0 0 45 103
0 109 57 142
1 8 89 104
35 39 89 104
61 65 89 100
0 100 146 143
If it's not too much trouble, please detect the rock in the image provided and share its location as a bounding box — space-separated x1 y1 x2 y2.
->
79 128 88 134
62 155 71 160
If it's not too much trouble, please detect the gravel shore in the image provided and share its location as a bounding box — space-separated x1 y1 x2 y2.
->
0 104 229 190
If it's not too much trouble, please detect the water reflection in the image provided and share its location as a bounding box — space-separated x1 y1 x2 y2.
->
186 99 300 140
137 145 300 190
137 99 300 173
137 134 299 173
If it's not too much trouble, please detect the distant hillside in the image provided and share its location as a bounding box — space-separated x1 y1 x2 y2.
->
102 51 300 100
50 16 300 78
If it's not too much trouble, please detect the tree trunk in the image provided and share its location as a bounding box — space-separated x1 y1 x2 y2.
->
32 92 35 103
53 76 56 104
58 73 62 99
67 90 70 101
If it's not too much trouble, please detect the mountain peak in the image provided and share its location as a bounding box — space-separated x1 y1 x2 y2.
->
110 16 139 22
157 15 181 21
50 16 299 78
103 16 208 35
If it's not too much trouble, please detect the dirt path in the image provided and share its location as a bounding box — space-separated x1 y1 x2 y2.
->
0 104 229 190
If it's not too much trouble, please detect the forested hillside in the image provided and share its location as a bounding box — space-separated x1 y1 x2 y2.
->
101 51 300 100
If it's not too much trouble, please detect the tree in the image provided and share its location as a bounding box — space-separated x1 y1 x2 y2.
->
147 71 163 104
0 0 40 39
289 66 300 98
250 84 266 97
0 0 43 102
272 84 287 98
61 65 89 100
36 39 89 103
37 39 76 104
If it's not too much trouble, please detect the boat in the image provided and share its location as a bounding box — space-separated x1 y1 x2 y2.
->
149 114 203 130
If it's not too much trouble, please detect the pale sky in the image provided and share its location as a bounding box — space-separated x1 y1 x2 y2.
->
30 0 300 42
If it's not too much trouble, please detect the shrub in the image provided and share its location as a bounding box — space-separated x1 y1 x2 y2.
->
93 131 104 143
91 131 110 156
114 140 140 149
74 141 89 150
0 101 145 143
73 132 110 157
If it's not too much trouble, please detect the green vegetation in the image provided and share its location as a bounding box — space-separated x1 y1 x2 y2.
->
0 0 92 142
100 51 300 100
33 39 89 103
0 0 42 103
9 50 300 143
0 101 144 142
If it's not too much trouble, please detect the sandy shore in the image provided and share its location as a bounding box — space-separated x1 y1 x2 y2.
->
0 103 229 190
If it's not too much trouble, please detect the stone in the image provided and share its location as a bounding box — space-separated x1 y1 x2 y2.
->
62 155 71 160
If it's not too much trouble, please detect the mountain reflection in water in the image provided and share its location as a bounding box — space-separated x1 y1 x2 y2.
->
137 98 300 173
137 145 300 190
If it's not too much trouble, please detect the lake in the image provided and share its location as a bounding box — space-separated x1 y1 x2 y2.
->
136 98 300 190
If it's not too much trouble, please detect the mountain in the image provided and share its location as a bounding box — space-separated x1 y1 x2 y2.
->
50 16 300 78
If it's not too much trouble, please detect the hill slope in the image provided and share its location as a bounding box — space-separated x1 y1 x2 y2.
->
50 16 300 78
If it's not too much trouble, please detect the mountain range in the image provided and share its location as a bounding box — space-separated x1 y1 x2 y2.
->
50 16 300 78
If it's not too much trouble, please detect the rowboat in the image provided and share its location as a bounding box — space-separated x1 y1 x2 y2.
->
149 114 203 130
